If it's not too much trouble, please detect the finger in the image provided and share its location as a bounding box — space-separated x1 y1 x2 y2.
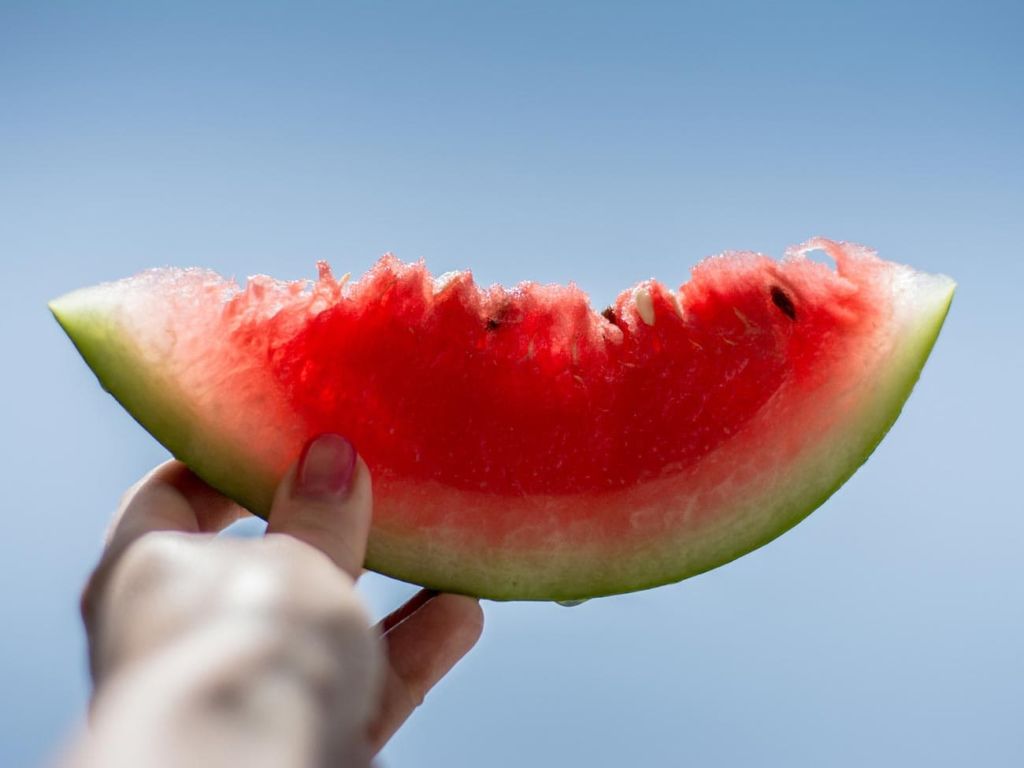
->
107 462 247 551
368 593 484 751
265 433 371 580
84 461 248 626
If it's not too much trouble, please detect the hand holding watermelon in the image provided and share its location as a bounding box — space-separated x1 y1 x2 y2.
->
68 434 483 767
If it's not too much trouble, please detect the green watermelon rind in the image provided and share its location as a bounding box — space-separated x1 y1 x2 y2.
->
50 287 283 515
50 263 954 601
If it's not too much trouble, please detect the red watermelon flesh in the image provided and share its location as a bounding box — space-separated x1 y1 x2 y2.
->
51 238 954 600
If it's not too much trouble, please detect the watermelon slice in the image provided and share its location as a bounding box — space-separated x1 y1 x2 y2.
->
51 238 953 601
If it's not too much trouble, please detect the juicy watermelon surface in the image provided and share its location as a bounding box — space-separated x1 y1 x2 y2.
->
51 238 954 600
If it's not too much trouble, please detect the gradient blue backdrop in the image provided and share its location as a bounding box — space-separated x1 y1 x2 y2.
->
2 1 1021 765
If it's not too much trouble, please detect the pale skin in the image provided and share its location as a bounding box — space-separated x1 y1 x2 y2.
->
64 434 484 768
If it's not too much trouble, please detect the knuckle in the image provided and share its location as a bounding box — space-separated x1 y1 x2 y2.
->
261 533 364 611
82 531 193 627
116 531 194 582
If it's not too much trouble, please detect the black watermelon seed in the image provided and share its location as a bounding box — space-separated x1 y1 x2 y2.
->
770 285 797 320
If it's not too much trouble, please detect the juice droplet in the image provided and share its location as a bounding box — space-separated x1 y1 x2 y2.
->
555 599 589 607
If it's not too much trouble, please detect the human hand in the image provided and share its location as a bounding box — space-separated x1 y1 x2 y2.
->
69 434 484 768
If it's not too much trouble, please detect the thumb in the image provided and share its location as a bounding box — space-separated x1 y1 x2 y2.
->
266 433 372 580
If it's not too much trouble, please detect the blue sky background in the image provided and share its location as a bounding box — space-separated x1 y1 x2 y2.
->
1 1 1021 765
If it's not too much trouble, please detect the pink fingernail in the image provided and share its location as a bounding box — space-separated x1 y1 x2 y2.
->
295 433 357 499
